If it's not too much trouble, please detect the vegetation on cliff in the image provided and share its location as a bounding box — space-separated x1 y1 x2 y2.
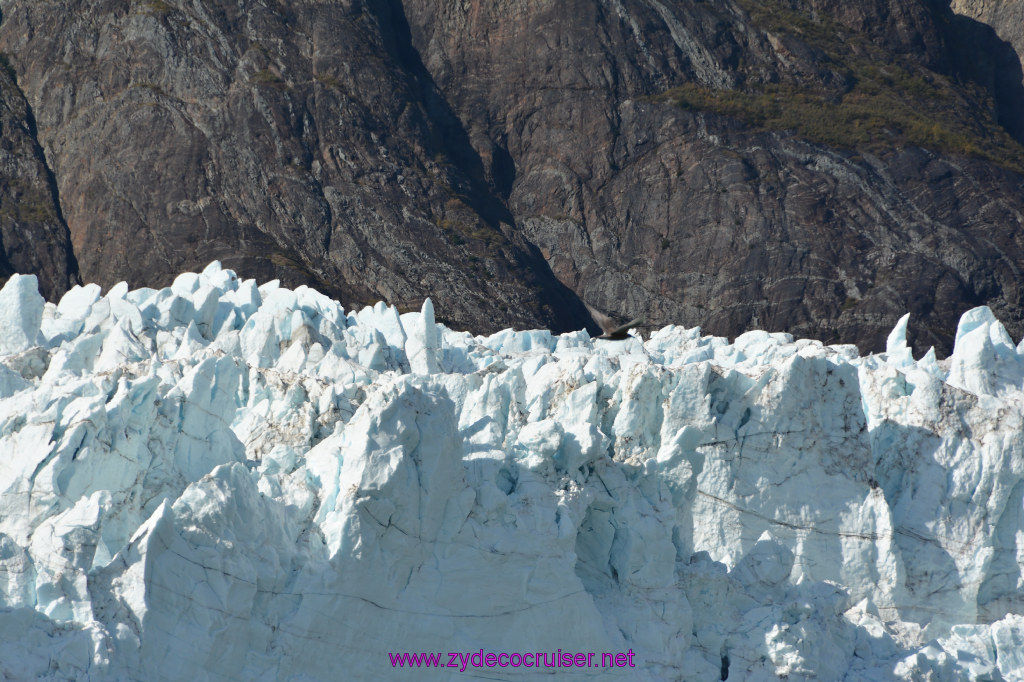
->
659 0 1024 174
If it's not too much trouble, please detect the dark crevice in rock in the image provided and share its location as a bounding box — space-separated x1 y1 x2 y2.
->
20 82 80 291
366 0 594 333
0 44 79 298
369 0 514 228
945 8 1024 144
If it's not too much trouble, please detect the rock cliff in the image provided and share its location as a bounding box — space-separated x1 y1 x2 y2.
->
0 0 1022 354
0 0 590 333
0 57 77 298
953 0 1024 71
400 0 1024 353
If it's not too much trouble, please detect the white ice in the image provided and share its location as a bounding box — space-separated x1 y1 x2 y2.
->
1 263 1023 680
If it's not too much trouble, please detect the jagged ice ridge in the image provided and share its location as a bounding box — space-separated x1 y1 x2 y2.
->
1 262 1023 680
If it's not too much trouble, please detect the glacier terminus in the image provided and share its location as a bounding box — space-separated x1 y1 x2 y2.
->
1 262 1023 680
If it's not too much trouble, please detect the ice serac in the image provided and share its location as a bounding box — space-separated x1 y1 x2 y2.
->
404 297 440 375
1 264 1023 680
0 274 44 356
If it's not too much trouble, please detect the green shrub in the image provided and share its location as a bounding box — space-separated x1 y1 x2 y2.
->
314 73 342 90
252 69 287 88
655 0 1024 174
141 0 173 15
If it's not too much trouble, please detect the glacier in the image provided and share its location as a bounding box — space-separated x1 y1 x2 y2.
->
1 262 1023 680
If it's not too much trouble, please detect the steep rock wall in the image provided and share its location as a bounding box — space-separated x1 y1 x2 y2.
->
0 0 1023 354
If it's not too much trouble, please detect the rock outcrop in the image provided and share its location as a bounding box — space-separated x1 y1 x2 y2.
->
401 0 1024 353
0 0 1022 354
953 0 1024 71
0 0 590 333
0 57 78 299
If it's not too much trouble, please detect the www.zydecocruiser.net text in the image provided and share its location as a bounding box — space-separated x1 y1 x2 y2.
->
389 649 637 671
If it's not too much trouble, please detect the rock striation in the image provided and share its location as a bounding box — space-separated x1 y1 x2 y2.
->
1 262 1024 679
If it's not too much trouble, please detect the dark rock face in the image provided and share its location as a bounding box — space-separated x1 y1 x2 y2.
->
953 0 1024 70
401 0 1024 353
0 59 78 298
948 0 1024 142
0 0 1023 353
0 0 590 332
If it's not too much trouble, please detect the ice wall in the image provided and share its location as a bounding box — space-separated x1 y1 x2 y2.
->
1 262 1023 680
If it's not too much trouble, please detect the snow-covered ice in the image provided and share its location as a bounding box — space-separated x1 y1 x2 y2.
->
2 262 1024 680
